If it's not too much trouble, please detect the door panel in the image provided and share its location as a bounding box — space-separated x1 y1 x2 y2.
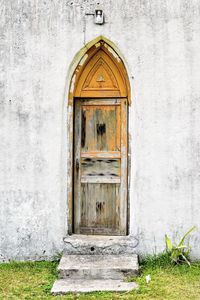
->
81 105 120 151
74 98 127 235
80 183 120 235
81 158 120 178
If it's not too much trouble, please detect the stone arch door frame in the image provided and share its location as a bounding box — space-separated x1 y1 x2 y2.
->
66 36 131 235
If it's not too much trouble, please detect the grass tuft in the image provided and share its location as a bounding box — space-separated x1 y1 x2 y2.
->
140 252 172 269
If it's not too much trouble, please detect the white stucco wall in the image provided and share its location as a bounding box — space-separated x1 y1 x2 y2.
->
1 0 200 261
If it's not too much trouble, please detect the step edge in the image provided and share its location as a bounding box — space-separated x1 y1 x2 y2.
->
51 279 138 294
58 266 139 271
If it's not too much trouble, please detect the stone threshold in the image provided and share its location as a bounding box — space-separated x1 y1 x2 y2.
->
63 234 139 255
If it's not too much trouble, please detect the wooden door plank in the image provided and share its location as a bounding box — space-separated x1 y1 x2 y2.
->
81 177 121 184
79 99 121 105
119 98 128 235
81 158 120 177
81 151 121 158
74 100 81 234
116 105 121 152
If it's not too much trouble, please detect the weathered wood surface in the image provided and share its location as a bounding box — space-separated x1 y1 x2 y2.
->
81 158 120 177
81 151 121 158
74 48 128 98
74 98 127 235
81 105 120 152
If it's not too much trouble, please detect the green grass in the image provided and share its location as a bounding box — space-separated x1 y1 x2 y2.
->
0 255 200 299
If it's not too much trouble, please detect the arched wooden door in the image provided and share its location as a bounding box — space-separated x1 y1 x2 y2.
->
72 41 129 235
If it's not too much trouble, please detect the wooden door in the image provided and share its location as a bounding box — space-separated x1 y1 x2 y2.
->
74 98 127 235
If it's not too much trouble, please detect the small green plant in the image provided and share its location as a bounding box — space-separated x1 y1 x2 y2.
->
165 226 196 266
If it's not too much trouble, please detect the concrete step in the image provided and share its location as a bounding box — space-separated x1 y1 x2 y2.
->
58 254 139 280
63 234 138 255
51 279 138 294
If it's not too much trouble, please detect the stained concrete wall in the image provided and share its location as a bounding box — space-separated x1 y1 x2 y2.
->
1 0 200 261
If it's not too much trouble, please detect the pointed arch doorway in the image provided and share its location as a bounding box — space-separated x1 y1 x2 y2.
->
68 39 130 236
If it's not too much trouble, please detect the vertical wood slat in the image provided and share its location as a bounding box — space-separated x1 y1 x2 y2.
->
116 105 121 152
120 98 128 235
74 100 81 234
